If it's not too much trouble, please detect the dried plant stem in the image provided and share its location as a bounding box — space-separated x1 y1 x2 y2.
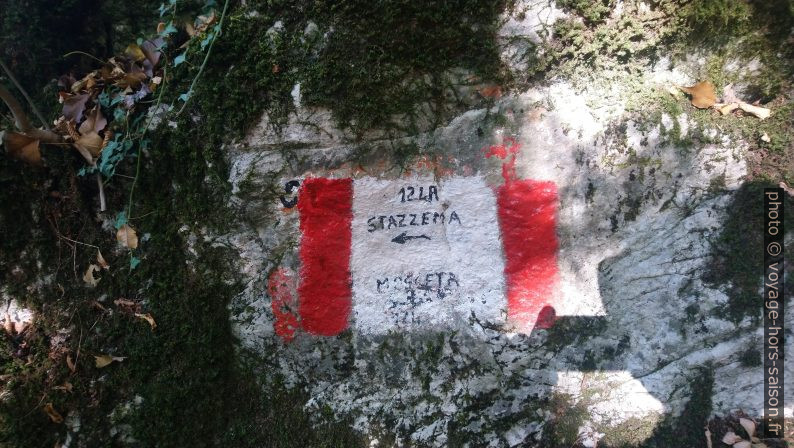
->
0 57 50 130
175 0 230 115
96 174 106 211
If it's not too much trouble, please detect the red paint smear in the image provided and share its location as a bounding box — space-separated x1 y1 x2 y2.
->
497 179 559 331
484 137 520 183
297 177 353 336
268 268 300 341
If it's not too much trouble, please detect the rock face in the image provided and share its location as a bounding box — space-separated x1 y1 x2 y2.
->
219 3 792 447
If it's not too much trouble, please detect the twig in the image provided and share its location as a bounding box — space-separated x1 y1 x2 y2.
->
62 51 107 66
96 174 106 211
175 0 231 115
0 57 50 130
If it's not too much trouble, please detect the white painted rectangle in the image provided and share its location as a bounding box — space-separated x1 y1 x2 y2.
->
349 176 507 333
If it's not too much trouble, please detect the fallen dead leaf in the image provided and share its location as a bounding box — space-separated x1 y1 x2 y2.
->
114 298 137 308
75 131 104 158
96 250 109 270
2 132 41 165
717 102 739 115
704 426 713 448
739 418 756 438
90 300 106 312
116 224 139 249
54 382 73 393
13 320 27 335
733 441 751 448
478 85 503 99
722 431 742 445
678 81 716 109
115 70 147 90
760 132 771 143
779 181 794 197
738 102 771 120
83 264 101 287
78 107 107 135
125 44 146 62
66 354 76 373
134 313 157 330
62 93 90 122
43 403 63 424
94 354 125 368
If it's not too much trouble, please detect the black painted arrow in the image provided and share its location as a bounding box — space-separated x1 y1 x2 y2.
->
391 232 431 244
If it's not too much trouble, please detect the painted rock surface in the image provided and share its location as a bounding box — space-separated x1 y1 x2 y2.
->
220 4 793 447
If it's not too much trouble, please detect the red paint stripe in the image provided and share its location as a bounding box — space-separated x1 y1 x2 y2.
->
297 177 353 336
268 268 299 341
497 179 559 331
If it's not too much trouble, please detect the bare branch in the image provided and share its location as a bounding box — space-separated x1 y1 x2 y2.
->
0 82 32 131
0 83 63 143
0 57 50 130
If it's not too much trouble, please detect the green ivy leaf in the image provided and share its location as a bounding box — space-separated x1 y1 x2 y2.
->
114 211 128 230
200 33 214 51
173 52 186 66
160 23 178 36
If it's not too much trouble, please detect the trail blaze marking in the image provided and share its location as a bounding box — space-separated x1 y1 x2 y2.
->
277 170 559 339
297 178 353 336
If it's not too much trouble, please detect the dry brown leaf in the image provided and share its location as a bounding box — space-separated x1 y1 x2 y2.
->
722 431 742 444
114 71 147 90
739 418 756 438
717 103 739 115
114 298 136 308
13 320 27 335
43 403 63 424
779 181 794 197
125 44 146 62
96 250 109 270
66 354 76 373
54 382 73 393
733 441 751 448
3 132 41 165
157 22 166 34
83 264 100 287
78 107 107 135
760 132 771 143
75 131 104 158
62 93 90 122
94 354 125 368
90 300 107 312
134 313 157 330
478 85 503 99
116 224 139 249
678 81 716 109
738 102 771 120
